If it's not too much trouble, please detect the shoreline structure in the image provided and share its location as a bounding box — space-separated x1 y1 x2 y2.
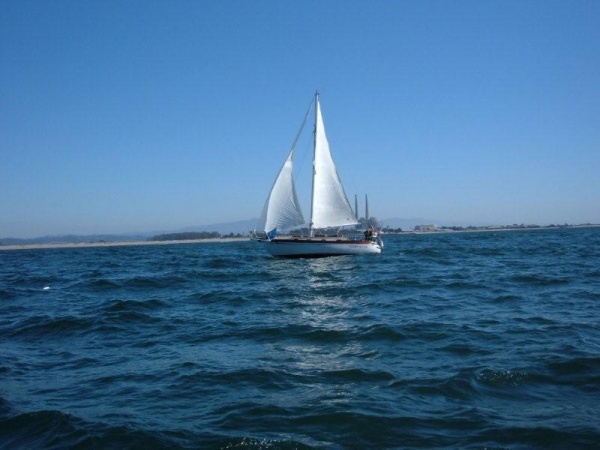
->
1 225 598 252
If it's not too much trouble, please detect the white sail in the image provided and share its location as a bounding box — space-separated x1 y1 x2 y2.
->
311 96 359 230
257 148 304 238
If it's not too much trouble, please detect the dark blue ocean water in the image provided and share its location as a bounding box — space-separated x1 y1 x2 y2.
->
1 228 599 449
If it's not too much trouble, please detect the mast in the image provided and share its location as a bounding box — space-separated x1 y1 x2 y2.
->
309 91 318 238
365 194 370 221
355 194 358 219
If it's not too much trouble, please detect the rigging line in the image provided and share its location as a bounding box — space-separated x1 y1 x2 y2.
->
289 96 315 157
294 133 312 187
291 96 315 195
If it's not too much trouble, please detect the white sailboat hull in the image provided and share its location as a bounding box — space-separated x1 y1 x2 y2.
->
261 238 382 257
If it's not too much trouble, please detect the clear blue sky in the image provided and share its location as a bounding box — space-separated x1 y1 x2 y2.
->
2 1 599 237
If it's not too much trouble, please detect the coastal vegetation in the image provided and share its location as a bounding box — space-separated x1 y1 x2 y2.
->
148 232 244 241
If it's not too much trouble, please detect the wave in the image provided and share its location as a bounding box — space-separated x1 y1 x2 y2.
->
359 324 407 341
321 368 395 382
509 274 571 285
1 402 599 450
84 274 191 292
3 298 172 340
102 298 169 313
0 408 236 450
544 356 600 392
475 368 535 389
5 315 100 340
0 288 17 300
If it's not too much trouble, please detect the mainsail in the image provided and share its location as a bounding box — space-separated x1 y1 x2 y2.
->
310 96 359 230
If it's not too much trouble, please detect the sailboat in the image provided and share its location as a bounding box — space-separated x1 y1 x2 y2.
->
257 92 383 257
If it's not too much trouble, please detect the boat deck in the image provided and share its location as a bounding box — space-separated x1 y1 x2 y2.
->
272 236 372 244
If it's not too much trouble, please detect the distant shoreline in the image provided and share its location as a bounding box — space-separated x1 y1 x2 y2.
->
0 237 251 252
384 224 600 235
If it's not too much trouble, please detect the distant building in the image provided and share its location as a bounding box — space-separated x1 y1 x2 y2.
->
414 224 437 232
